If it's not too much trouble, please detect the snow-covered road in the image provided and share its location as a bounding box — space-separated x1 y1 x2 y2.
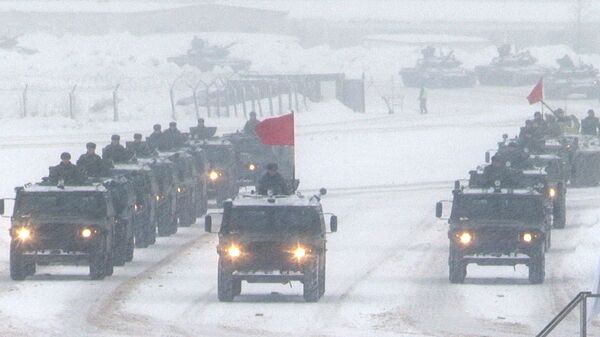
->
0 89 599 336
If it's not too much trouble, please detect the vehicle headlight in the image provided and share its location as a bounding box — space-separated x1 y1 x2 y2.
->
177 187 184 193
549 188 556 198
293 246 307 259
521 232 534 243
134 203 143 211
155 194 161 201
80 227 93 239
248 163 256 171
458 232 472 245
15 227 31 241
227 244 241 258
209 171 220 181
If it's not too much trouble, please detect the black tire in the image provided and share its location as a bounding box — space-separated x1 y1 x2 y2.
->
134 219 149 249
89 239 108 280
157 204 172 237
318 253 326 298
113 223 127 267
10 243 27 281
105 252 114 277
217 259 235 302
449 247 466 284
147 217 157 245
26 263 36 277
125 236 134 263
303 259 320 302
553 199 566 229
178 198 195 227
233 280 242 297
529 245 545 284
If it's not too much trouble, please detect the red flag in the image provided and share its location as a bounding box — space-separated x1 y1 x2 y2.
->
527 78 544 105
255 113 294 146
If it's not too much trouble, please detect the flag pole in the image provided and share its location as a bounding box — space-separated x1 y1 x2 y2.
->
541 100 555 114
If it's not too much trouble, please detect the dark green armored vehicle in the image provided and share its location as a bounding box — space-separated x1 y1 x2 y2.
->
436 181 552 284
205 192 337 302
3 184 116 280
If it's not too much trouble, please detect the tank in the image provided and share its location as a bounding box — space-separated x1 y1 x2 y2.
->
168 37 251 73
475 45 549 86
545 55 600 99
400 46 476 88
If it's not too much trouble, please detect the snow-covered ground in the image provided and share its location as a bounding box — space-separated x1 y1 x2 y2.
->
218 0 600 23
1 24 600 336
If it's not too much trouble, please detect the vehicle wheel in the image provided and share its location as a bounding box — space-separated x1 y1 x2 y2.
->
147 217 157 245
178 199 195 227
26 262 36 277
134 219 149 249
10 243 27 281
218 259 235 302
105 252 114 276
125 236 134 263
89 238 108 280
529 245 545 284
449 247 466 284
553 199 566 229
318 253 326 298
233 280 242 297
113 224 127 267
303 259 320 302
157 211 171 237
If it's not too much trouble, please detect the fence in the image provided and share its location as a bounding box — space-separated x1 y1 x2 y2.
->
3 72 365 122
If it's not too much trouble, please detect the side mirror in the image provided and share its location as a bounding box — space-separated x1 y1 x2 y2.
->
0 199 5 215
319 188 327 196
204 215 212 233
330 215 338 232
435 202 443 218
485 151 490 163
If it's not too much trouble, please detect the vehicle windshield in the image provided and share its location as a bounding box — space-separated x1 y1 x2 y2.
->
452 194 543 222
224 206 321 233
15 192 107 218
202 146 234 165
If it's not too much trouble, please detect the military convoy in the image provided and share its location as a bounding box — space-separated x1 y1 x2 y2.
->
204 191 337 302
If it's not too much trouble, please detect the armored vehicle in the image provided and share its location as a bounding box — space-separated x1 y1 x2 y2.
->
158 151 203 226
189 138 239 205
567 134 600 187
138 157 178 236
93 176 137 266
400 46 476 88
223 132 278 187
436 181 552 284
111 163 160 248
475 45 548 86
168 37 251 72
204 192 338 302
469 165 566 228
545 55 600 99
3 184 115 280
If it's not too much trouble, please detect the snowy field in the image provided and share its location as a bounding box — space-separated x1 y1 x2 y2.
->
1 22 600 336
218 0 600 23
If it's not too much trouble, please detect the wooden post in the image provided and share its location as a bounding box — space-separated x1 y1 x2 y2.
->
256 86 263 117
232 85 238 117
294 83 299 113
288 82 293 111
278 82 283 115
206 86 211 118
113 84 120 122
69 85 77 119
22 84 28 118
268 84 274 116
242 85 248 118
